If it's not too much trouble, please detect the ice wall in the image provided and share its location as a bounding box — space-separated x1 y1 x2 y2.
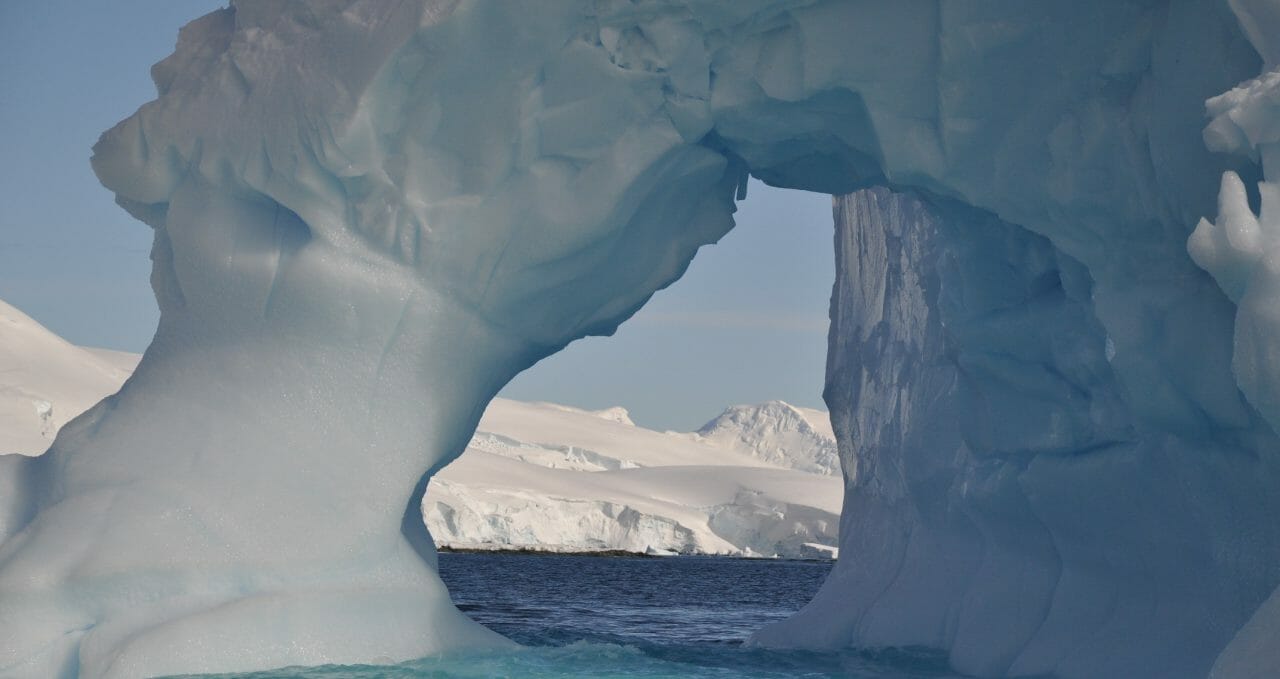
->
750 187 1280 678
2 0 1278 677
1193 2 1280 676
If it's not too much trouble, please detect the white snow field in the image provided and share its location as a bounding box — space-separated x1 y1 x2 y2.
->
3 1 1280 677
0 300 134 457
427 398 840 557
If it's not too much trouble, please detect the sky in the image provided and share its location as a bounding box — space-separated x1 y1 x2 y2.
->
0 2 835 432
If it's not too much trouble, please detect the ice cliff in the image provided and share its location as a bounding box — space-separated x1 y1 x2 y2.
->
427 398 840 557
752 186 1280 678
2 1 1280 677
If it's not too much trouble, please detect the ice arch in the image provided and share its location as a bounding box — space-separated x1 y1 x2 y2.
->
2 1 1280 677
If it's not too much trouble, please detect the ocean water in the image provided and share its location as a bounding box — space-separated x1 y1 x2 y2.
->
177 553 964 678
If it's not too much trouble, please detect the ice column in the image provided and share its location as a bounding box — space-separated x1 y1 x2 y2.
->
1192 2 1280 675
753 188 1280 679
0 3 739 676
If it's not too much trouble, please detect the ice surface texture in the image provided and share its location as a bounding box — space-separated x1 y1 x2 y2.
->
1 0 1278 677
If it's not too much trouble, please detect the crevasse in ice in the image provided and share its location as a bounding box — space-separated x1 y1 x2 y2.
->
1 1 1278 677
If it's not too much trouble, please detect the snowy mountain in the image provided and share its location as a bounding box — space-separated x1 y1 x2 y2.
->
696 401 839 476
1 300 840 558
426 398 841 558
0 300 134 456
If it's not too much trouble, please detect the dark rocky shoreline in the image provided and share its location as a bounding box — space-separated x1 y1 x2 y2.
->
436 545 835 561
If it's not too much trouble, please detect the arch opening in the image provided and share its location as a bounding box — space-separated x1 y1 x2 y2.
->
421 180 842 562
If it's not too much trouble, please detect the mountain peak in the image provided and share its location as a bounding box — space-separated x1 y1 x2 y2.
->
697 401 839 475
590 405 634 426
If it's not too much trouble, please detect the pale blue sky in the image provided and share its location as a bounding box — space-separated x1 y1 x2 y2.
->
0 2 834 431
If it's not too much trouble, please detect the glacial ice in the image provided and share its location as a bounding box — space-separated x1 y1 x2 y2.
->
426 398 840 558
2 0 1280 677
752 185 1280 679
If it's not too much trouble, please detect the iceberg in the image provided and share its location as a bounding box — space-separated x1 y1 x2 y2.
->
0 312 841 560
2 1 1279 677
752 185 1280 678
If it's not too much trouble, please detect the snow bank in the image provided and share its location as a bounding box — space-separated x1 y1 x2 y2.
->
0 300 132 456
3 1 1279 677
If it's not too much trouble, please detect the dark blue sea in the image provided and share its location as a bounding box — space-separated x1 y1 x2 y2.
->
181 553 963 678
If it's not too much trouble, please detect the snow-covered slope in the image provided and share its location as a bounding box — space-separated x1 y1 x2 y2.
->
697 401 838 476
0 303 838 558
427 398 840 557
0 300 132 456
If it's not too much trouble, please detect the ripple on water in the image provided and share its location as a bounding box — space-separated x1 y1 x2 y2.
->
168 553 967 678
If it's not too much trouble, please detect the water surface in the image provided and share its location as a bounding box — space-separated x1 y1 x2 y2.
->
180 553 963 678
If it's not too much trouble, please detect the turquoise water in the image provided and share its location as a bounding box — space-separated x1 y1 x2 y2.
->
181 643 959 678
175 554 964 678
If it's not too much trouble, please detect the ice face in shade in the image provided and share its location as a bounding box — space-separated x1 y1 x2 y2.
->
751 187 1280 679
1 1 1279 677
